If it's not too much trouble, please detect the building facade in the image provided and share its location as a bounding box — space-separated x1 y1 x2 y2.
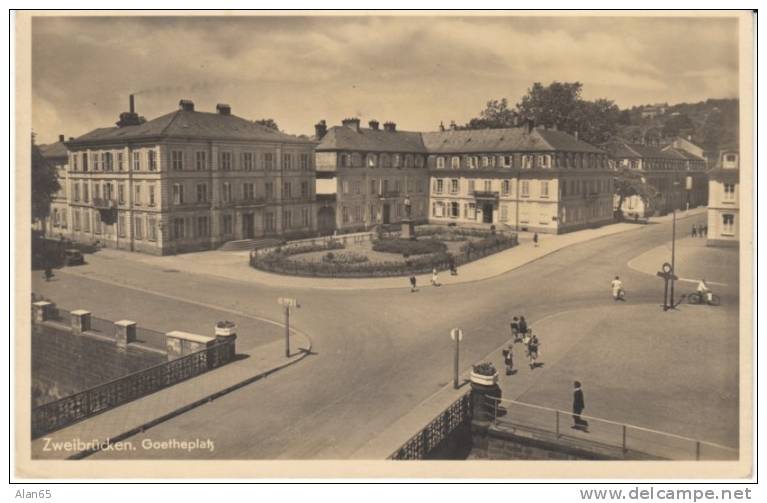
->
707 149 740 247
62 98 317 255
40 135 71 237
315 119 614 234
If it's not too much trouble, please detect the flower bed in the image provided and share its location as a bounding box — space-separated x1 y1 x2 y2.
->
321 251 369 264
372 238 447 256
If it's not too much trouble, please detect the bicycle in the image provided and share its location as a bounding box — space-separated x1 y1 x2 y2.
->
688 292 721 306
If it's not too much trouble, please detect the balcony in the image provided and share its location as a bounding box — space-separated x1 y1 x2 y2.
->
473 191 499 202
92 197 116 209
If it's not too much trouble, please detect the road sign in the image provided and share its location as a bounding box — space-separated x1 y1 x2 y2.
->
278 297 298 308
450 328 463 342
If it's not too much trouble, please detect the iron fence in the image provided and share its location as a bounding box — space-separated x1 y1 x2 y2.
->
390 391 472 460
31 337 236 438
487 396 738 461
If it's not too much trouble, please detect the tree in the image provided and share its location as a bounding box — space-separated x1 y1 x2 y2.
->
254 118 280 131
613 167 658 218
516 81 584 133
463 98 518 129
701 108 724 153
571 99 622 145
662 113 695 138
31 134 60 225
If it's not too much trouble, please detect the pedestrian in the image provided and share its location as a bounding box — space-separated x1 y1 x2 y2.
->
691 225 697 237
697 224 704 238
572 381 588 430
448 256 458 276
527 333 540 369
431 268 441 287
409 274 417 293
518 316 528 339
703 225 708 237
503 344 514 375
43 267 53 282
510 316 520 342
533 233 539 247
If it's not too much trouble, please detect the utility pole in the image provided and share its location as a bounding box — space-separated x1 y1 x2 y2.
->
451 328 463 389
278 297 299 357
669 177 680 308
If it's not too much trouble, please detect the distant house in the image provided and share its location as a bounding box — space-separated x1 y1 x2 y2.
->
640 103 668 119
707 148 740 247
39 135 70 236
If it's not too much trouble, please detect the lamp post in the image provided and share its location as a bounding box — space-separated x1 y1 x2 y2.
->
669 177 680 308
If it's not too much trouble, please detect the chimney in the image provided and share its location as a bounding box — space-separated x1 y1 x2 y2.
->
383 121 396 132
439 121 445 132
314 120 327 139
179 99 195 112
369 119 380 130
58 134 65 143
526 118 535 134
116 94 142 128
449 120 457 131
216 103 231 115
342 118 361 132
129 94 135 114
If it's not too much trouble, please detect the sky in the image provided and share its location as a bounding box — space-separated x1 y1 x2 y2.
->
31 14 740 145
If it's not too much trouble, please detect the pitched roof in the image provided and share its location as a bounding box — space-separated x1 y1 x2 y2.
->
663 146 705 161
38 141 68 159
604 140 678 160
318 125 604 155
317 126 427 153
70 109 312 146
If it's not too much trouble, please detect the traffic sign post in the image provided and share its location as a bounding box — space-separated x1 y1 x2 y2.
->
278 297 299 357
450 328 463 389
657 262 678 311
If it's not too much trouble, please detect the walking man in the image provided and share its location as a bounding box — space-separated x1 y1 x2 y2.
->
533 233 539 247
518 316 529 339
510 316 520 342
527 333 540 369
503 345 514 375
697 224 704 238
409 274 417 293
691 225 697 237
572 381 588 430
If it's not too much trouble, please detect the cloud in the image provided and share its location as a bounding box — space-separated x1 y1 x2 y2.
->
30 15 739 144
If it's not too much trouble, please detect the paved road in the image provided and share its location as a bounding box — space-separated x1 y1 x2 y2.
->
38 212 726 459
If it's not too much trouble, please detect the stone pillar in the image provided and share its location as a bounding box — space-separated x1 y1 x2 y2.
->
70 309 91 334
32 301 53 323
114 320 137 348
165 330 216 361
401 219 415 240
214 324 237 364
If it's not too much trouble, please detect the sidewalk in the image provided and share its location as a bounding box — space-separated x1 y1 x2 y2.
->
85 207 707 292
31 330 312 460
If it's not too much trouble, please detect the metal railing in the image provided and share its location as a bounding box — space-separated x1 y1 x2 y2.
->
487 396 738 461
31 337 236 438
390 391 472 460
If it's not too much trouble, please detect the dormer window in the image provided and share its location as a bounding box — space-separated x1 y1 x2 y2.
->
451 156 460 169
436 156 445 169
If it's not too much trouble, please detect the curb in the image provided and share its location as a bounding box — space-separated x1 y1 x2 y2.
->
66 329 313 460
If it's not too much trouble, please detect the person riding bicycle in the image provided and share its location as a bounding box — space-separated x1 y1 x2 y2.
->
611 276 625 301
697 278 713 303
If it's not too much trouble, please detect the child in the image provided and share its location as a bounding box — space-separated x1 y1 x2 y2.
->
431 268 440 287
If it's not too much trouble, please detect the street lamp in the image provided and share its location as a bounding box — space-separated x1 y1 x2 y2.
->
669 177 681 308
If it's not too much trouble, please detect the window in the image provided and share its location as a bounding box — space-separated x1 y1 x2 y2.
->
539 155 550 168
118 215 126 237
723 183 736 202
283 182 292 199
725 154 736 162
93 183 101 200
284 153 293 171
221 152 232 171
301 207 310 227
521 180 530 197
540 181 549 198
482 156 489 168
197 183 208 203
370 179 378 195
522 155 532 169
722 214 735 235
469 157 478 169
367 154 377 168
73 210 81 231
173 184 184 205
283 210 292 229
561 181 567 197
451 156 460 170
197 217 209 238
467 203 476 220
265 212 276 232
83 184 89 203
393 154 401 168
243 183 255 201
74 183 80 202
222 183 232 202
265 182 274 200
433 201 445 218
102 152 113 171
381 154 391 168
353 181 361 195
503 155 512 168
103 182 113 200
434 179 444 194
118 184 125 204
93 215 102 234
222 214 233 235
450 179 459 194
147 217 157 241
500 205 508 222
450 202 460 218
300 153 310 171
301 181 309 198
404 155 412 168
133 151 141 171
148 150 157 171
134 217 143 240
134 184 142 205
92 153 100 171
72 154 79 171
117 153 124 171
264 152 274 170
415 156 424 168
196 151 207 171
502 180 510 195
342 180 349 194
173 218 185 239
172 151 183 171
82 152 88 172
484 180 492 192
467 179 476 193
417 179 424 193
84 211 91 232
148 184 156 206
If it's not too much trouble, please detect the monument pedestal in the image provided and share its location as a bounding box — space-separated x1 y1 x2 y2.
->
401 219 416 240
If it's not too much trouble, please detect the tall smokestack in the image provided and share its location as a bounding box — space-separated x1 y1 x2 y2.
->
130 94 135 114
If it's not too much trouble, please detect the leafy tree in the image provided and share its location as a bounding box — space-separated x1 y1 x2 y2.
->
662 113 695 138
31 134 60 224
613 167 658 218
571 98 622 145
516 81 584 133
463 98 519 129
701 108 724 153
254 118 280 131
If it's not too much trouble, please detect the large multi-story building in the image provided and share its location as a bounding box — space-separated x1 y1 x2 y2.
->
707 147 740 247
315 119 614 234
604 139 704 218
62 97 317 254
39 135 70 237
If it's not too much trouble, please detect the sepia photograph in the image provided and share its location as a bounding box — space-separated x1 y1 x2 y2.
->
13 10 755 480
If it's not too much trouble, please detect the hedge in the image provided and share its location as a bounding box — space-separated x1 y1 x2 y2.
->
372 238 447 255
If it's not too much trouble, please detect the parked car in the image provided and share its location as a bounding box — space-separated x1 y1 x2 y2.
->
63 249 85 266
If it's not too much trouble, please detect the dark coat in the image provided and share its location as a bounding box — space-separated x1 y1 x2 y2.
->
573 388 585 413
518 319 528 334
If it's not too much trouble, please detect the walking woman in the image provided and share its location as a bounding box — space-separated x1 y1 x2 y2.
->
503 344 514 375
